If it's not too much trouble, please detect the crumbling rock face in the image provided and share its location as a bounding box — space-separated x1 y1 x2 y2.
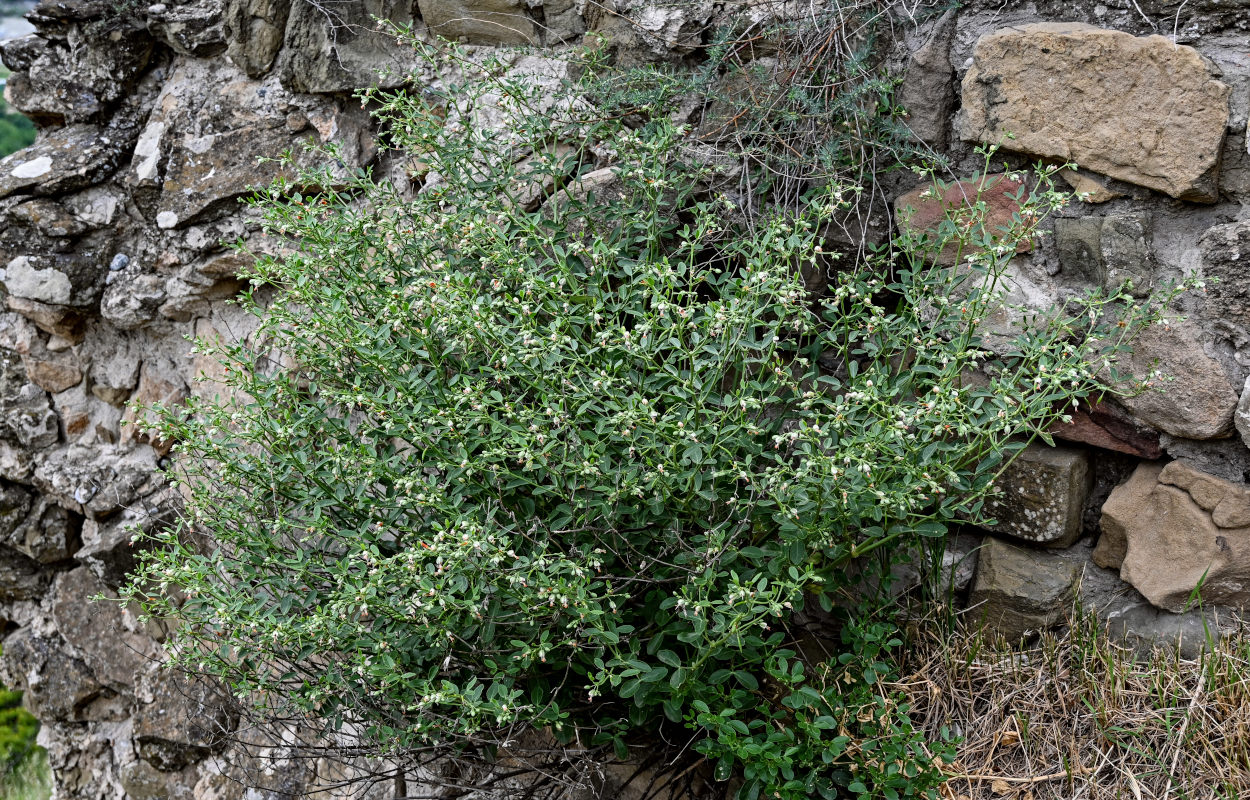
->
0 0 1247 796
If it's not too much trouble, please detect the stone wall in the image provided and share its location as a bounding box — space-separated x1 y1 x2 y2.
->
0 0 1247 797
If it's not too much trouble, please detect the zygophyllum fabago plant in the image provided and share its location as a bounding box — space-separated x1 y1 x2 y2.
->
122 32 1191 800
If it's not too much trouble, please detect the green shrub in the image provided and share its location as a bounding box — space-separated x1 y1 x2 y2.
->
123 32 1186 800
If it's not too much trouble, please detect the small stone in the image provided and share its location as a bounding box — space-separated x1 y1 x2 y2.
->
155 211 179 229
10 156 53 180
109 254 130 271
1111 319 1237 440
147 3 167 14
1060 169 1123 203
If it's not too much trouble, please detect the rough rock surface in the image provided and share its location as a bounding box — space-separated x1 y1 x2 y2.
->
1051 398 1162 459
959 23 1230 202
1112 320 1238 440
980 444 1091 547
1108 461 1250 612
968 536 1079 641
1239 377 1250 451
1201 220 1250 332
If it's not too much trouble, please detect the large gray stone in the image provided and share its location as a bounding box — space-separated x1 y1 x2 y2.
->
895 10 955 147
3 254 106 309
0 124 136 200
0 28 152 123
146 0 227 56
0 350 59 450
1112 319 1238 440
77 491 176 589
959 23 1230 202
1055 213 1158 295
979 444 1090 548
968 536 1079 641
32 444 158 519
0 628 102 721
6 496 78 563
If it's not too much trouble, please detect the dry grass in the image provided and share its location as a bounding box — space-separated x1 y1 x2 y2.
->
893 611 1250 800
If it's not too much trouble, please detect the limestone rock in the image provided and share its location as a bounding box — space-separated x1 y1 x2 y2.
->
146 0 227 56
278 0 418 94
120 361 187 456
119 760 197 800
1200 220 1250 332
51 568 157 689
1078 554 1223 659
0 484 33 542
32 445 158 519
0 629 101 721
85 330 142 405
896 10 955 147
586 1 715 60
1112 319 1237 440
0 124 136 200
135 671 237 771
78 498 175 590
0 544 49 601
0 350 59 451
0 29 152 123
1109 461 1250 612
418 0 539 45
540 0 585 42
21 347 83 394
1050 398 1162 459
980 444 1090 547
1160 433 1250 484
100 269 166 331
4 297 87 340
1094 462 1163 570
7 496 79 563
3 254 107 310
959 23 1230 202
968 537 1079 641
6 199 89 239
893 174 1032 265
1054 213 1155 294
223 0 291 77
